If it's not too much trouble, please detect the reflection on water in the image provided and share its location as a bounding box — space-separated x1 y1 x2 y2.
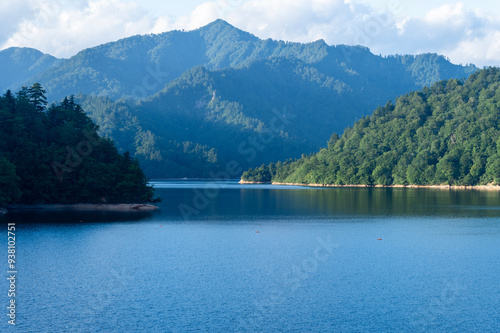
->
2 208 156 224
1 180 499 332
4 181 500 223
153 180 500 220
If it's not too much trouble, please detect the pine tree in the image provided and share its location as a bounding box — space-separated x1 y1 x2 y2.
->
28 83 48 112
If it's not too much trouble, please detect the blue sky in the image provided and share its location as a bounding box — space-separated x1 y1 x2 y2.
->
1 0 500 67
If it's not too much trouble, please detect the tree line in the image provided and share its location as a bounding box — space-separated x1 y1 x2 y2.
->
242 68 500 186
0 84 158 206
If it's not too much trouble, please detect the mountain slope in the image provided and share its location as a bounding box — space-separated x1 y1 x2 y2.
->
0 20 481 178
242 67 500 186
78 54 478 179
3 20 477 102
0 47 61 93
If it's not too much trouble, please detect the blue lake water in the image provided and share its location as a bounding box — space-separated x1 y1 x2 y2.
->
1 180 499 332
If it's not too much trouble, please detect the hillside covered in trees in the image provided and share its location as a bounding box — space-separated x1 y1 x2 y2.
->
74 50 477 178
0 47 61 95
242 68 500 186
0 20 479 178
0 84 158 206
0 20 477 102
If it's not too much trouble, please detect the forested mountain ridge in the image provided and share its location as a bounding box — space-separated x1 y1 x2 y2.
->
242 67 500 186
0 84 158 206
2 20 477 101
0 20 480 178
0 47 61 93
77 54 477 178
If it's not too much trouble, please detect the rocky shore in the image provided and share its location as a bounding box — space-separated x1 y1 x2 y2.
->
239 180 500 190
238 180 273 184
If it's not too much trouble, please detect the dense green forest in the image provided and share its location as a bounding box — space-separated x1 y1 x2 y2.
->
0 84 158 206
242 68 500 186
0 20 479 178
0 20 477 101
75 53 477 178
0 47 61 94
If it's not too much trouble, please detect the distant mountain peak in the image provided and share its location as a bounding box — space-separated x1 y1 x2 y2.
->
198 19 259 42
0 47 60 92
197 19 238 33
1 46 51 58
1 19 477 103
205 19 234 28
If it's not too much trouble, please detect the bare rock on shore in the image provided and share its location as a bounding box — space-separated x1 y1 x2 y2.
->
239 180 271 184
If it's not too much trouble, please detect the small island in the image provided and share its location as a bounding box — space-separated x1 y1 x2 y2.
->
0 84 160 214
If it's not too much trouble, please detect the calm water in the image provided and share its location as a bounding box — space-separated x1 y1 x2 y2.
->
1 180 499 332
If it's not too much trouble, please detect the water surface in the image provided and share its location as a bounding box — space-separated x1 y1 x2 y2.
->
1 180 499 332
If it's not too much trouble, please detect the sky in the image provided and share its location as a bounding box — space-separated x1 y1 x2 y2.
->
1 0 500 67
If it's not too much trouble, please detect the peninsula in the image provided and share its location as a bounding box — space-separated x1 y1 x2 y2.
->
0 84 160 213
242 68 500 188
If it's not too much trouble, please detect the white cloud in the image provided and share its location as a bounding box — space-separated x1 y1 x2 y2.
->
0 0 34 45
185 2 221 30
396 3 500 65
1 0 500 67
222 0 403 53
447 30 500 66
2 0 154 57
219 0 500 67
227 0 362 44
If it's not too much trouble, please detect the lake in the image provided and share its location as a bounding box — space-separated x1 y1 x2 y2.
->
1 180 499 332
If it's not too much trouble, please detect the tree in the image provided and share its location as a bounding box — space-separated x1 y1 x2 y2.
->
28 83 48 112
328 132 340 149
242 68 500 187
0 157 21 206
0 85 159 204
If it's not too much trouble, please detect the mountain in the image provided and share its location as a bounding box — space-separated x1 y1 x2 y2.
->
0 47 61 93
0 20 480 178
2 20 477 101
241 68 500 186
78 52 478 178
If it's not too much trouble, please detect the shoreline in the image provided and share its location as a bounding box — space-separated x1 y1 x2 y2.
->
2 203 159 214
238 180 273 184
239 180 500 190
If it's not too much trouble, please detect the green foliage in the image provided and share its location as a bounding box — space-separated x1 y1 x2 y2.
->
3 21 476 103
1 21 479 179
0 157 21 206
0 47 60 92
241 164 273 182
75 49 478 179
76 93 222 179
243 68 500 186
0 84 158 205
